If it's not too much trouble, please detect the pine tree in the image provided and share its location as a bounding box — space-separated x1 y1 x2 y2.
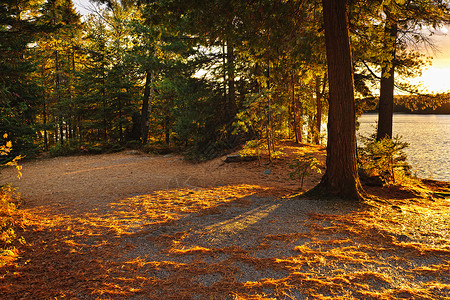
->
310 0 364 200
0 0 43 156
35 0 82 148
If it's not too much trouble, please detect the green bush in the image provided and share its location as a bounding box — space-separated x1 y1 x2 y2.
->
125 140 142 150
288 154 322 190
358 134 411 184
48 141 81 157
86 145 104 154
109 143 125 153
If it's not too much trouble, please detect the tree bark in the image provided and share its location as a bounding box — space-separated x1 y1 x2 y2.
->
100 53 107 141
141 69 154 144
297 94 303 143
291 77 299 143
227 41 237 119
43 100 48 151
314 74 326 145
55 50 64 145
311 0 363 200
377 18 397 141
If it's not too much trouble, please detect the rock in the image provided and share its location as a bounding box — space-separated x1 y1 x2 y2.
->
127 150 141 155
262 168 271 175
391 205 402 212
361 175 385 187
224 154 258 163
396 234 411 242
225 155 242 163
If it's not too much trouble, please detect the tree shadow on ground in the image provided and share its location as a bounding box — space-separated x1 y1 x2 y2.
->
1 185 449 299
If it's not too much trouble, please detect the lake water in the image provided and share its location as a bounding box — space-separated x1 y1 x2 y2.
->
357 113 450 182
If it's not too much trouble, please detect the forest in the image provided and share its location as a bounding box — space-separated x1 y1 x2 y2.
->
2 0 449 162
2 1 450 298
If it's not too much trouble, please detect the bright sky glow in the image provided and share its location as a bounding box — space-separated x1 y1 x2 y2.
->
413 26 450 93
411 65 450 93
73 0 95 17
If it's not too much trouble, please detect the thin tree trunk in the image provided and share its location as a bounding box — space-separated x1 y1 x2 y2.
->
43 100 48 151
78 115 82 144
314 75 326 144
55 50 64 145
101 54 107 141
118 95 123 142
141 69 154 144
227 40 237 120
311 0 364 200
69 48 75 140
291 77 299 143
54 125 58 144
297 93 303 143
377 17 397 141
59 121 64 145
65 123 70 141
164 116 170 145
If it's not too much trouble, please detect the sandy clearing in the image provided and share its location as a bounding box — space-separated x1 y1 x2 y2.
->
0 144 323 214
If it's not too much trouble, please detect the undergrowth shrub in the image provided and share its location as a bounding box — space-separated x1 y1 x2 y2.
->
49 141 128 157
1 135 24 264
358 134 411 185
49 140 82 157
125 140 142 150
288 154 322 189
0 185 22 253
240 139 284 164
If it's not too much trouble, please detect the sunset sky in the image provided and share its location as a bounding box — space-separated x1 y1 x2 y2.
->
73 0 450 94
412 25 450 93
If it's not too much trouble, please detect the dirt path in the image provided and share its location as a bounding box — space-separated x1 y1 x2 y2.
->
1 149 314 214
1 146 449 299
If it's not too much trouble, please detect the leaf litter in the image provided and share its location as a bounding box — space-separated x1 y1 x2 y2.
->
0 142 449 299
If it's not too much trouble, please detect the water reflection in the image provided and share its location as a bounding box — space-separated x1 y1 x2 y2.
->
357 114 450 182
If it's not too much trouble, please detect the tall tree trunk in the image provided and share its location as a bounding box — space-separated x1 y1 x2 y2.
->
266 94 273 162
100 54 107 141
118 95 123 142
222 43 227 115
69 47 75 140
377 16 397 141
43 100 48 151
141 69 153 144
54 125 58 144
311 0 363 200
59 121 64 145
164 115 170 145
291 77 299 143
78 115 82 144
65 123 70 141
55 50 64 145
227 40 237 120
314 75 326 145
297 95 303 143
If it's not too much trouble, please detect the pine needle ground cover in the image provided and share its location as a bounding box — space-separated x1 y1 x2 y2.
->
0 145 449 299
